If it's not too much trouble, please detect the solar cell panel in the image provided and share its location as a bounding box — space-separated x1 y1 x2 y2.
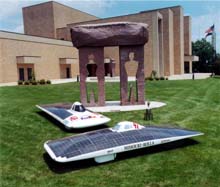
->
46 107 72 119
46 126 202 159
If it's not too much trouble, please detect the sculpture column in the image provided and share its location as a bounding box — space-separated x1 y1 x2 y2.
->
119 45 145 105
71 22 148 106
78 47 105 106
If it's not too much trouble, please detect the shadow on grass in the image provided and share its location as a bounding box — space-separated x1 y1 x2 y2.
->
37 111 108 133
43 138 199 174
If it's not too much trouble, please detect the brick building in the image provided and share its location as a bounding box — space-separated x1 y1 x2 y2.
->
0 1 197 83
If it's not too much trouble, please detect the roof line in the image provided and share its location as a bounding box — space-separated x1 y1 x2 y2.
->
22 1 99 19
67 5 182 27
0 30 65 41
139 5 181 13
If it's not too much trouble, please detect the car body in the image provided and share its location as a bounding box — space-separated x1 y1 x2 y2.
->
44 121 203 163
36 102 111 129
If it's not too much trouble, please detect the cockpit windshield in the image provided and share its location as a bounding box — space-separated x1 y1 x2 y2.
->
112 124 121 131
74 105 86 112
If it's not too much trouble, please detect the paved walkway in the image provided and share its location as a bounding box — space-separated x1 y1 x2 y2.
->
87 101 166 112
168 73 211 80
0 73 212 87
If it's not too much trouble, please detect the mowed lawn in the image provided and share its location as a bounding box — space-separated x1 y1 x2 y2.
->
0 78 220 187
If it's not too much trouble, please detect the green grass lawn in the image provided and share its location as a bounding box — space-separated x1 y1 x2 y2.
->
0 78 220 187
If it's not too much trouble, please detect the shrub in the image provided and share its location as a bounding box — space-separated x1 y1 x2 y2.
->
24 81 30 85
31 71 36 81
151 70 157 79
155 77 159 81
39 79 46 84
46 80 51 84
160 77 165 80
145 77 151 81
149 77 154 81
18 80 23 85
166 77 168 80
31 80 38 85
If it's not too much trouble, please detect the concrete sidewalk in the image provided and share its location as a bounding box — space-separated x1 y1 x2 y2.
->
168 73 211 80
0 73 212 87
87 101 166 112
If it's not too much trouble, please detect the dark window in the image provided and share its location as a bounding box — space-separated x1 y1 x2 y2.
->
184 62 190 73
75 105 86 112
19 68 24 81
66 67 70 78
27 68 33 80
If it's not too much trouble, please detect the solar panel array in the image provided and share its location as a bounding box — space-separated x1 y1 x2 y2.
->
46 126 200 159
45 107 72 119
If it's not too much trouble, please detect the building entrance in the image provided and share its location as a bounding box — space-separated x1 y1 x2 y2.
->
17 64 34 81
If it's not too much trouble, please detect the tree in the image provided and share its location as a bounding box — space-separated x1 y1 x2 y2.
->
213 53 220 75
192 39 216 72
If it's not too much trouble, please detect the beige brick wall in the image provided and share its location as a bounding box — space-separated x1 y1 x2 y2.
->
171 6 184 74
160 9 174 76
56 27 69 40
151 11 163 77
23 2 55 38
184 16 192 55
104 47 120 76
0 32 79 83
53 2 98 38
23 1 98 39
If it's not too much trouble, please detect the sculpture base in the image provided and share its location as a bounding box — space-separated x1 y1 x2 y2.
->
87 101 166 113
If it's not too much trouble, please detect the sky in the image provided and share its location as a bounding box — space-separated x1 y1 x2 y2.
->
0 0 219 53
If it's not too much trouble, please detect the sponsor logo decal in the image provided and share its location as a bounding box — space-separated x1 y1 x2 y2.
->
81 115 96 120
70 116 78 121
133 122 139 129
124 141 154 151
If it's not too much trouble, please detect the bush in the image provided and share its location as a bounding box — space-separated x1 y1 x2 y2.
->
39 79 46 84
151 70 157 79
31 71 36 81
149 77 154 81
18 80 23 85
46 80 51 84
31 80 38 85
166 77 168 80
24 81 30 85
155 77 160 81
160 77 165 80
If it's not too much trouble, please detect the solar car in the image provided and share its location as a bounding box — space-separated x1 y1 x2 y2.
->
44 121 203 163
36 102 111 129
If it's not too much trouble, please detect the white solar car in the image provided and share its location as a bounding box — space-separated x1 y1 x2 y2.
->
36 102 111 129
44 121 203 163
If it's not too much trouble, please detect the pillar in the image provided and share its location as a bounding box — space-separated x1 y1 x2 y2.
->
78 47 105 106
119 45 145 105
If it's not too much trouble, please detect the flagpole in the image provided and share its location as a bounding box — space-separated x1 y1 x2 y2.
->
212 31 216 52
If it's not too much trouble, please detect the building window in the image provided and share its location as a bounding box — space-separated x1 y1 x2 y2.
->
184 62 190 73
66 67 71 78
17 64 34 81
19 68 25 81
27 68 33 80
